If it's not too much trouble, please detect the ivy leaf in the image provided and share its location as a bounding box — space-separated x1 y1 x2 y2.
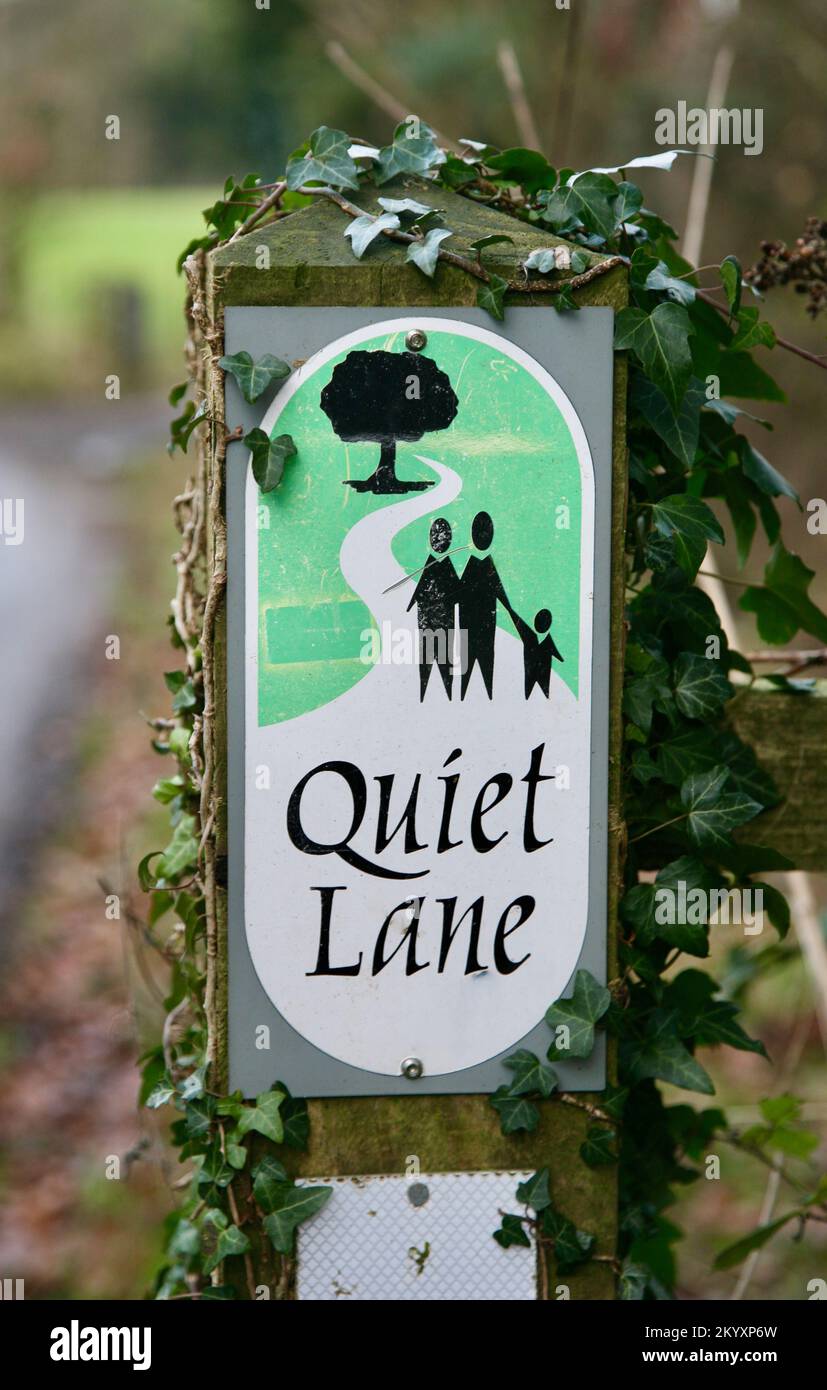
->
486 147 556 193
490 1085 540 1134
405 227 453 277
503 1049 558 1099
523 246 572 274
244 428 297 493
620 855 713 957
155 813 199 882
730 306 777 352
622 1009 715 1094
235 1090 285 1143
717 350 785 402
476 273 509 321
614 303 694 413
375 120 445 183
580 1126 618 1167
672 652 731 720
202 1224 251 1276
468 233 515 256
740 542 827 645
644 262 695 306
665 970 768 1056
738 438 799 504
285 126 361 191
719 255 742 317
753 881 790 939
741 1094 819 1160
539 172 619 240
168 398 208 456
541 1207 596 1274
552 283 580 313
516 1168 552 1212
613 180 644 227
344 212 400 258
252 1154 291 1212
631 373 704 469
277 1088 310 1150
262 1183 332 1254
376 196 435 217
713 1215 796 1271
202 174 262 240
650 494 724 577
219 351 291 404
145 1081 175 1110
493 1214 532 1249
622 649 672 735
546 968 610 1060
680 766 762 851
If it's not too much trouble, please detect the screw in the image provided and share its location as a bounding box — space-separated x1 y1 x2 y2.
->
407 1182 430 1207
405 329 427 352
401 1056 424 1080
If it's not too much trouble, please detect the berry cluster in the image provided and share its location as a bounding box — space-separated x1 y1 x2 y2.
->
745 217 827 318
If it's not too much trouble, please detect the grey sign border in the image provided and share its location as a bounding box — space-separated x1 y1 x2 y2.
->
225 305 614 1097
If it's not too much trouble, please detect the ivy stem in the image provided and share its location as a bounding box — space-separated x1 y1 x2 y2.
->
295 184 624 293
628 813 687 845
229 180 287 243
695 288 827 371
697 569 753 588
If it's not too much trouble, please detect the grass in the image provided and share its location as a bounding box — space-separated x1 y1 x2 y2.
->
0 187 216 394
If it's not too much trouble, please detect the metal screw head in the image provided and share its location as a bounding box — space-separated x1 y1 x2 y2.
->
407 1182 430 1207
401 1056 424 1080
405 329 428 352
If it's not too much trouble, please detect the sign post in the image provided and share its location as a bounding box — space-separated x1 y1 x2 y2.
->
197 176 629 1299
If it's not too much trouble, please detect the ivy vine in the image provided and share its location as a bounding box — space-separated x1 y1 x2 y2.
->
143 120 827 1300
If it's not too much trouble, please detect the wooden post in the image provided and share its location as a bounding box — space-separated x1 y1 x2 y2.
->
192 176 630 1299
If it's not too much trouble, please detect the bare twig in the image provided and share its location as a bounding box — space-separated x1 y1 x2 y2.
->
682 46 734 267
496 40 543 151
745 648 827 666
229 181 287 243
552 0 587 158
324 40 460 152
297 183 623 292
696 289 827 371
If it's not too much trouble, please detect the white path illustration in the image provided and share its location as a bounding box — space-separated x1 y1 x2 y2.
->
245 456 593 1076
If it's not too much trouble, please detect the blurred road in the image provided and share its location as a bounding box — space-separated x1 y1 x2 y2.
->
0 397 166 927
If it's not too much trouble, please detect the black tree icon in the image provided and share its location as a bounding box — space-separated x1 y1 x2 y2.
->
320 348 458 494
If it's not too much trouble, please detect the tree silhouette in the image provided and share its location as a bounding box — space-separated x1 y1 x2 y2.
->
320 349 458 493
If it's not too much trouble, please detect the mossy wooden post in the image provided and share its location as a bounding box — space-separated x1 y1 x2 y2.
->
195 177 630 1300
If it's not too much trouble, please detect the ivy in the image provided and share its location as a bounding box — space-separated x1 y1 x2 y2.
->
219 350 291 404
154 117 827 1301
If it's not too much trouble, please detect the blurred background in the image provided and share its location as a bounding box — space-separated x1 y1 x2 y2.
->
0 0 824 1300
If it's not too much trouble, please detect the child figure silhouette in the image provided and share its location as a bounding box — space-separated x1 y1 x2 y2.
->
513 607 563 699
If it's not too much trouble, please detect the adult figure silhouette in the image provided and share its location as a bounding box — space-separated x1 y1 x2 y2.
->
458 510 518 699
407 516 459 699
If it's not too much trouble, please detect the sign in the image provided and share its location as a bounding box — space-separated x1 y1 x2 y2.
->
226 308 614 1096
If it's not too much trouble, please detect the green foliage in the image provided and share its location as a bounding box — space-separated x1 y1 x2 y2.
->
219 350 291 404
546 969 611 1060
244 428 297 493
157 119 827 1301
286 126 360 191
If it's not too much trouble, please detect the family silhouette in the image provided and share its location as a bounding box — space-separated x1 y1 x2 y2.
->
407 510 563 701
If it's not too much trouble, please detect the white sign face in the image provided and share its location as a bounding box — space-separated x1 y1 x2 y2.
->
244 317 598 1080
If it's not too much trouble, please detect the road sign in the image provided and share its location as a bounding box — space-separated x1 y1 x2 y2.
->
226 308 614 1097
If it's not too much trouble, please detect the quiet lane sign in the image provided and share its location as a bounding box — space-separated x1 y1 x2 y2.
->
226 308 614 1097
